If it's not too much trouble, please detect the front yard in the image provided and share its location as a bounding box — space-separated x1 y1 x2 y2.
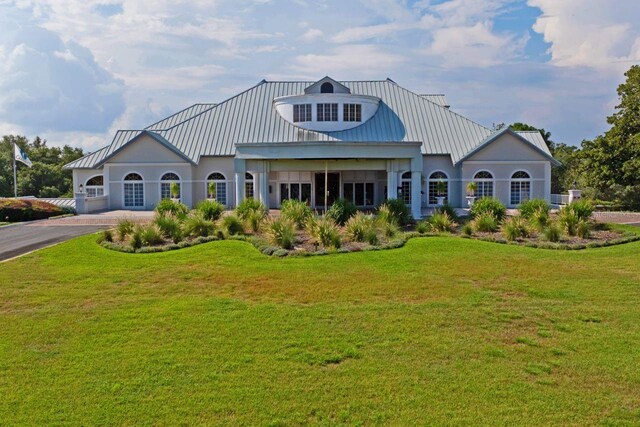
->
1 232 640 425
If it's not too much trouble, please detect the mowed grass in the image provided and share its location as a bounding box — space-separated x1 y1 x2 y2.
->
1 231 640 425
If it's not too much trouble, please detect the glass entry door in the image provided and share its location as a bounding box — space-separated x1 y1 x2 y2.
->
315 172 340 208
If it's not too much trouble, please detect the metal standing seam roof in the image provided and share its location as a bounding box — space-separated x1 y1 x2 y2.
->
64 79 554 169
419 94 449 108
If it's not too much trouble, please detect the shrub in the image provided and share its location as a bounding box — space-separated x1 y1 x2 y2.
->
155 198 188 219
183 213 216 237
428 212 457 233
543 222 562 242
415 221 430 234
196 199 225 221
519 199 550 219
308 217 341 248
378 198 411 226
461 222 473 236
472 212 499 232
154 213 183 243
0 198 65 222
558 208 579 236
116 219 135 241
140 224 164 246
577 219 591 239
97 229 113 243
325 198 357 225
502 216 530 241
280 199 313 229
564 200 594 221
345 212 377 242
221 214 244 235
235 198 267 220
466 181 477 196
365 229 380 246
469 197 506 221
130 226 143 249
246 210 264 233
529 207 550 232
378 218 400 238
266 217 296 249
433 203 459 222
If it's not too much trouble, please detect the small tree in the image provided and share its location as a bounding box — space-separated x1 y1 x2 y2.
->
466 181 477 196
208 182 216 199
436 179 447 196
170 182 180 199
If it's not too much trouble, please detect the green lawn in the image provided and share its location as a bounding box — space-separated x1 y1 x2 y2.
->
1 233 640 425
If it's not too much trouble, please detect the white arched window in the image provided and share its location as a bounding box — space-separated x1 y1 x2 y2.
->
160 172 180 200
123 173 144 208
399 171 412 205
207 172 227 205
510 171 531 205
474 171 494 199
245 172 255 199
85 175 104 198
428 171 449 205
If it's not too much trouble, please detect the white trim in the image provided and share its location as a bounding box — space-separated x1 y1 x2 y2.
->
105 162 190 167
159 170 182 202
472 169 495 199
462 160 549 165
426 170 450 207
84 174 105 198
205 171 228 205
122 171 145 209
509 169 532 207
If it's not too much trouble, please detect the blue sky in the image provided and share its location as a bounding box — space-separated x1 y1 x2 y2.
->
1 0 639 152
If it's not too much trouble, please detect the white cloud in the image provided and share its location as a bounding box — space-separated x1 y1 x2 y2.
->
302 28 324 42
528 0 640 70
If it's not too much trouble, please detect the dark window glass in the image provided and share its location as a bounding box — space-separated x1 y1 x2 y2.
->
321 82 334 93
365 183 374 206
301 184 312 204
355 183 365 206
343 183 353 203
291 183 300 200
317 103 338 122
343 104 362 122
86 175 103 186
280 183 289 203
293 104 312 122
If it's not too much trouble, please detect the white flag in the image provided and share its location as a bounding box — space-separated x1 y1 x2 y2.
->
14 143 32 167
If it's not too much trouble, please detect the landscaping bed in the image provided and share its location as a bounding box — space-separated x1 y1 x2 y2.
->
0 198 74 222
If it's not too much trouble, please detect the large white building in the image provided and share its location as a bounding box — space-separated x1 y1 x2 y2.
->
65 77 559 218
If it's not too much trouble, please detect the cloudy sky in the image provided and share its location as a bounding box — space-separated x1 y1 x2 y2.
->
1 0 639 152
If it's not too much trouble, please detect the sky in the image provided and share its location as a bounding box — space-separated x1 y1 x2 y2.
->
0 0 639 153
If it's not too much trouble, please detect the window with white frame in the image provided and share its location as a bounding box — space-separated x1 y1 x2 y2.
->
428 171 449 205
317 103 338 122
160 172 180 200
123 173 144 208
206 172 227 205
343 104 362 122
474 171 494 199
245 172 254 199
510 171 531 205
343 182 374 206
399 172 412 205
293 104 312 122
85 175 104 197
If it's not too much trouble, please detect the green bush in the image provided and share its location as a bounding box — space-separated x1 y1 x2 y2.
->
184 213 216 238
140 224 165 246
577 219 591 239
97 229 113 244
378 218 400 238
378 198 411 226
0 199 66 222
309 217 342 248
502 216 530 241
415 221 430 234
130 226 143 250
469 198 506 221
461 222 473 236
564 200 594 221
543 222 562 242
155 198 188 219
116 219 135 241
365 229 380 246
196 199 225 221
345 212 377 242
154 213 183 243
246 210 264 233
472 212 499 232
428 212 457 233
529 207 550 232
280 199 313 229
519 199 550 219
221 214 244 235
558 208 579 236
266 217 296 249
433 203 459 222
325 198 357 226
235 198 267 221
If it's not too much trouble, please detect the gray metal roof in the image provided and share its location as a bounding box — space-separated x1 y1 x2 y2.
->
64 79 554 169
63 146 110 169
420 94 449 108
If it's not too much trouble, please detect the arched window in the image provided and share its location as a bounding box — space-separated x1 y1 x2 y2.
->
510 171 531 205
123 173 144 208
245 172 255 199
474 171 494 199
428 171 449 205
399 171 412 205
320 82 334 93
160 172 180 200
85 175 104 198
207 172 227 205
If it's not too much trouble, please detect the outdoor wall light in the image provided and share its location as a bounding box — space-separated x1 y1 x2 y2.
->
78 184 84 193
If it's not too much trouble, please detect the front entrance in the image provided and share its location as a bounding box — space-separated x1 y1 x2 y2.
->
315 172 340 208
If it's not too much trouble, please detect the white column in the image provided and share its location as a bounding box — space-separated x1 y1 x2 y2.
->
235 172 245 207
544 161 551 202
386 160 397 200
411 171 422 219
258 172 269 208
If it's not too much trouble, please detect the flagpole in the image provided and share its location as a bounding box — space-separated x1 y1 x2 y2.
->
13 144 17 198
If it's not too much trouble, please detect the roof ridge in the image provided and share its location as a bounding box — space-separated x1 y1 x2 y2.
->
145 103 219 130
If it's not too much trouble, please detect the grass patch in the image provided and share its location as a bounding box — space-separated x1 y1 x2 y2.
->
1 235 640 425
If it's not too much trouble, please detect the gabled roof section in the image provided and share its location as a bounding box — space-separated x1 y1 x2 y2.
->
95 130 196 167
420 94 449 108
63 146 110 169
146 103 217 131
304 76 351 94
454 127 561 166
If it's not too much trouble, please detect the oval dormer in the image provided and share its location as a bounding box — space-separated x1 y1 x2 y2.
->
273 77 380 132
